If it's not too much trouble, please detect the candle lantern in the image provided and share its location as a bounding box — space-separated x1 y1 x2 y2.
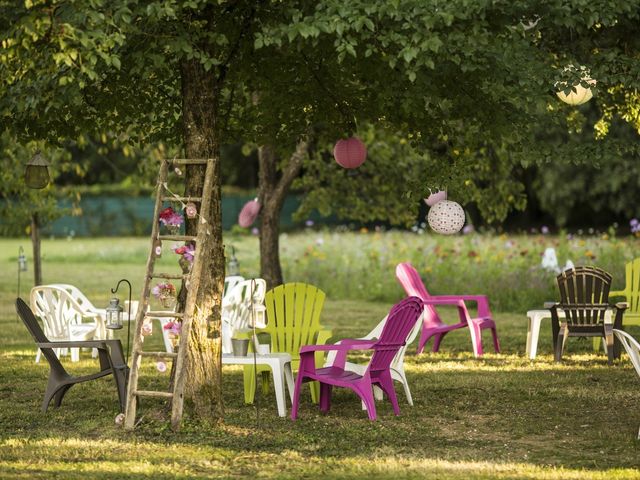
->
24 151 51 189
333 137 367 169
105 297 124 330
227 246 240 276
18 246 27 272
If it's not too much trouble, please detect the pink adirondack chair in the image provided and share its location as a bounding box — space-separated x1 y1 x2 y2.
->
291 296 423 421
395 262 500 357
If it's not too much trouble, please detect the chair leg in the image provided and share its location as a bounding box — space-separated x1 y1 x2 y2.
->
469 322 484 357
491 327 501 353
431 333 447 353
309 381 320 404
243 366 257 404
555 325 566 362
377 372 400 416
290 371 305 420
354 384 377 421
319 383 332 413
53 384 72 407
604 326 615 366
395 370 413 406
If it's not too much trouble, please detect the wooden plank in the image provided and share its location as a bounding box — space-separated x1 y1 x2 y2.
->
169 159 212 165
171 159 216 431
158 235 197 242
161 196 202 203
140 351 178 359
135 390 174 398
146 311 184 318
149 273 190 280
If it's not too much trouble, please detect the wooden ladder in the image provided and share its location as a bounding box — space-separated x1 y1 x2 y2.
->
124 158 214 431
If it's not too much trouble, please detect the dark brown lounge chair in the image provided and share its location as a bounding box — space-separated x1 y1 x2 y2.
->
16 298 129 412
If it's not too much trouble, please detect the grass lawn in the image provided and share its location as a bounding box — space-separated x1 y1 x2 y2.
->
0 236 639 479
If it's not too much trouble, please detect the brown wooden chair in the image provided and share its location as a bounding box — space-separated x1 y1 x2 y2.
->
549 266 627 364
16 298 129 412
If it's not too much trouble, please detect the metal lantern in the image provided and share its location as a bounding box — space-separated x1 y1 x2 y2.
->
227 246 240 276
18 246 27 272
238 198 261 228
105 297 124 330
427 200 466 235
24 151 51 189
333 137 367 169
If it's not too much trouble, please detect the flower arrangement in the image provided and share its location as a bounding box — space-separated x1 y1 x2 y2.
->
159 207 184 232
152 281 177 308
173 243 195 271
163 320 182 347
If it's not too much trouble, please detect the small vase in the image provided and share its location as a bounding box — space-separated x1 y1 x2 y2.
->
160 295 176 309
167 225 180 235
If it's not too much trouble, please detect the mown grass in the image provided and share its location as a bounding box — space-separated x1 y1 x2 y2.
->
0 235 639 479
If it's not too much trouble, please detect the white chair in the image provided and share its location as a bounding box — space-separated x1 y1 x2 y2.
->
223 276 245 298
324 311 423 406
30 286 100 362
47 284 107 339
221 279 267 354
613 329 640 439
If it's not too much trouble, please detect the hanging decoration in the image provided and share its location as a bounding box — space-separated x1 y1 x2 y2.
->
424 190 447 207
333 137 367 169
185 202 198 219
556 65 596 106
427 200 466 235
238 198 261 228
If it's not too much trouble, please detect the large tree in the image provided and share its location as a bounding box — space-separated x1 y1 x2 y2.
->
2 0 639 424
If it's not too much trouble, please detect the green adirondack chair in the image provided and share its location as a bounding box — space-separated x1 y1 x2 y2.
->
592 258 640 351
243 282 332 405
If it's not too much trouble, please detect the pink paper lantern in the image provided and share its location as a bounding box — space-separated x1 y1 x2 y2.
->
238 199 261 228
333 137 367 169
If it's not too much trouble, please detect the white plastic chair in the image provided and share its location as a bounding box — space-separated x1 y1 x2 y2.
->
221 279 267 354
324 311 424 406
30 286 100 363
613 329 640 439
47 284 108 339
223 276 245 299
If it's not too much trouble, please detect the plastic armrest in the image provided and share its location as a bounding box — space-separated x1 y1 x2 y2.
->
38 340 109 349
612 302 628 310
300 342 377 354
608 290 626 299
422 298 465 307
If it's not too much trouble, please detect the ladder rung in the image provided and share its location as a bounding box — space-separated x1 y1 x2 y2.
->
149 273 190 280
146 311 184 318
134 390 174 399
169 159 211 165
140 351 178 359
161 196 202 203
158 235 197 242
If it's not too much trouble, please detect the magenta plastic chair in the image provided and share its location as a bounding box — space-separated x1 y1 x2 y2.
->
291 296 423 421
395 262 500 357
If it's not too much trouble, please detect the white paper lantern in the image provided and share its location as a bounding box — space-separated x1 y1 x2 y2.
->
556 82 594 106
427 200 465 235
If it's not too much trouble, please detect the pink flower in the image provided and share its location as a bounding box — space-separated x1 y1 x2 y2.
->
159 207 184 227
172 243 195 262
163 321 181 336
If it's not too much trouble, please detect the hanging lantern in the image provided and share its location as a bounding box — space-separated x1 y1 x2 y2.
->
105 297 124 330
24 151 50 189
227 245 240 276
333 137 367 169
238 198 261 228
424 190 447 207
556 65 596 106
185 202 197 219
427 200 466 235
18 246 27 272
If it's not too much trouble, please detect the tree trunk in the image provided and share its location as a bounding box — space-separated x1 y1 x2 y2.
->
30 212 42 286
258 139 308 290
180 58 224 422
